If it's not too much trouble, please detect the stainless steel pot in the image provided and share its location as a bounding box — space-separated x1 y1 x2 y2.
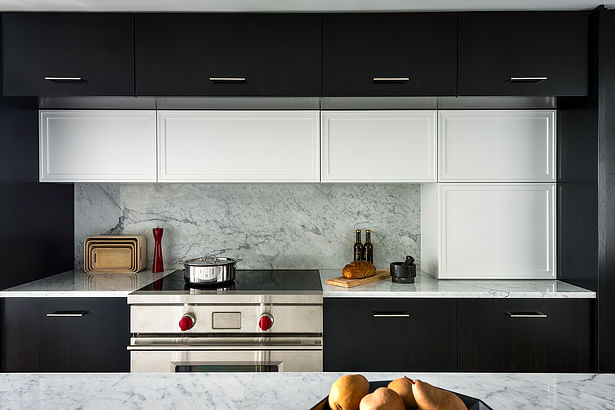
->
182 256 241 284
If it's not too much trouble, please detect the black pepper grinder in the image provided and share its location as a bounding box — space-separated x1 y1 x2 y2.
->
353 229 364 261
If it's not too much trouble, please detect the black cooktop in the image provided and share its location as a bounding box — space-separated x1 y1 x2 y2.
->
137 269 322 292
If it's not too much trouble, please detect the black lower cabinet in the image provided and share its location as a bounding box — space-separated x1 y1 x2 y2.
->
324 298 457 371
458 299 594 372
1 297 129 372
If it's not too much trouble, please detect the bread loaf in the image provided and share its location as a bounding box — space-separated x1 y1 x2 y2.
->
343 260 376 279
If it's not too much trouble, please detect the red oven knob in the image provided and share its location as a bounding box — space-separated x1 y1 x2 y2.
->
179 314 195 331
258 313 274 331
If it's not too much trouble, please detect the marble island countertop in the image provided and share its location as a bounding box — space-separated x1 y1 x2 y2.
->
320 270 597 298
0 372 613 409
0 269 175 298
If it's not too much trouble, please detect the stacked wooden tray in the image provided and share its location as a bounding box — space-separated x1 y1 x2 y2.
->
83 235 147 273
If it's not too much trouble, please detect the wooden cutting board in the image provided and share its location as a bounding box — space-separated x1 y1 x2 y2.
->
326 269 390 288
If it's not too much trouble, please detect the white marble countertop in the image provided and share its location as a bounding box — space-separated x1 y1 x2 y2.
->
0 372 613 409
0 270 175 298
0 269 596 299
320 270 597 298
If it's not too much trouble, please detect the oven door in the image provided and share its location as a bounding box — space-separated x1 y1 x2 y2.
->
130 349 322 372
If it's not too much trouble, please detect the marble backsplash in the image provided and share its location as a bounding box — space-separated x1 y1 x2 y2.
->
74 183 420 270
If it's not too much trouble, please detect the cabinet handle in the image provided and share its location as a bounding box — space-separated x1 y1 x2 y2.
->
46 311 88 318
373 313 410 318
372 77 410 82
509 77 548 83
44 76 84 81
506 311 548 318
209 77 246 82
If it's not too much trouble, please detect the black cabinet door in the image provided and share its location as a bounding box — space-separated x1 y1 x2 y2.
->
458 12 589 96
323 13 457 97
135 13 322 96
324 298 457 371
1 298 129 372
1 13 134 96
458 299 594 372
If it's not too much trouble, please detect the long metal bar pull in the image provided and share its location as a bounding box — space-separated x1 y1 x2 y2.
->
46 311 88 318
373 313 410 318
209 77 246 82
373 77 410 82
506 312 548 318
509 77 548 83
44 76 83 81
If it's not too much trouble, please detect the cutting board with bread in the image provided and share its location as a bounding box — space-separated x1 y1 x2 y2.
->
326 261 391 288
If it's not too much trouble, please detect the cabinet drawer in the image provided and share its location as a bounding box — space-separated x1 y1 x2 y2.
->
458 299 594 372
323 13 457 96
136 14 322 96
157 110 320 182
321 111 436 182
438 110 556 182
324 298 457 371
458 12 589 96
421 184 556 279
39 110 157 182
1 298 129 372
2 13 134 96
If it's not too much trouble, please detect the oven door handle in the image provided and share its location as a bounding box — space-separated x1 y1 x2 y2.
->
127 344 323 351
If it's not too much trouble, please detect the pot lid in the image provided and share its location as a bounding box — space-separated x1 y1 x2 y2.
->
184 255 239 266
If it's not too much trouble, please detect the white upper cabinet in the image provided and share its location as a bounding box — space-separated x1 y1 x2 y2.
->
39 110 157 182
158 111 320 182
438 110 556 182
321 110 436 182
421 183 556 279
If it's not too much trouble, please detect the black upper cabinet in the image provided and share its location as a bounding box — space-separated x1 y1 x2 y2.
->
135 14 322 96
458 12 589 96
323 13 457 97
1 13 135 96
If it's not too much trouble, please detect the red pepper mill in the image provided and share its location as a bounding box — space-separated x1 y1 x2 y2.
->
152 227 164 273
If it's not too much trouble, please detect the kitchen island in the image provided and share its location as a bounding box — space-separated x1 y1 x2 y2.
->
0 372 613 409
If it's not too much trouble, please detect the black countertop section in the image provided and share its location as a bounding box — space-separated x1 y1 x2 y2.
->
136 269 322 293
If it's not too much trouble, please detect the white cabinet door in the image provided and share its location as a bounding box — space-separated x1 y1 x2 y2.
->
438 110 556 182
421 183 556 279
158 111 320 182
321 111 436 182
39 110 157 182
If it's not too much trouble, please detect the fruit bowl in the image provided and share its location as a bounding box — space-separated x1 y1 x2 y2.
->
310 380 493 410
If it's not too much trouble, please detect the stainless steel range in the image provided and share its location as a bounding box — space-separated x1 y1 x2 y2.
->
127 269 323 372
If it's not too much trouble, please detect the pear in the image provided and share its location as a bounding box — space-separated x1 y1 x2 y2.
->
387 377 417 409
329 374 370 410
359 387 405 410
412 379 467 410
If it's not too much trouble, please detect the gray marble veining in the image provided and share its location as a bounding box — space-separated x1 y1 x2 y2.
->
1 372 614 409
320 270 597 298
75 183 420 271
